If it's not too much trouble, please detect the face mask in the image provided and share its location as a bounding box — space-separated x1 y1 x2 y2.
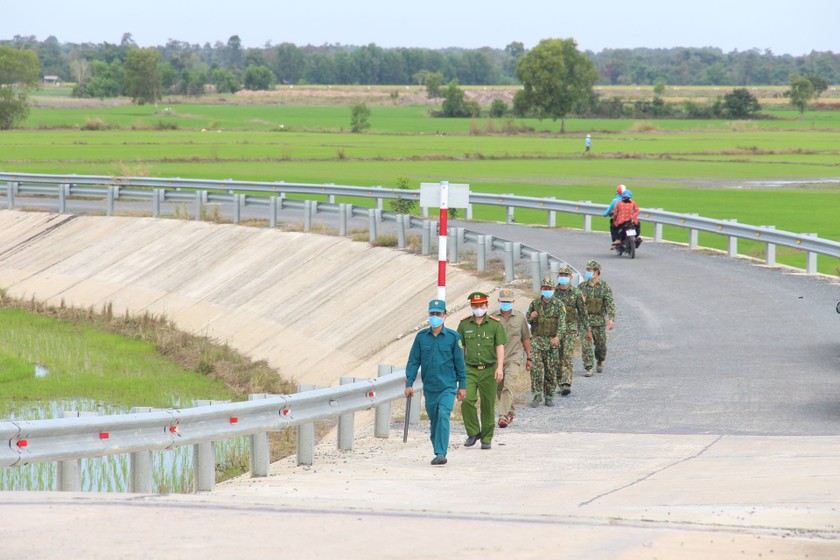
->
473 307 487 318
557 276 571 286
585 271 594 280
428 315 444 328
541 290 554 299
499 302 513 312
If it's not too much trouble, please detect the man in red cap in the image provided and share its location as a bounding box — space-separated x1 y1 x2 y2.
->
458 291 507 450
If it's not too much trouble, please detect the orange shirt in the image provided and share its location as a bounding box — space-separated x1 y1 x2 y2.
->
612 199 640 225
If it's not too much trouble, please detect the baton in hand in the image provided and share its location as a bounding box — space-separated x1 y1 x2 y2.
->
403 394 412 443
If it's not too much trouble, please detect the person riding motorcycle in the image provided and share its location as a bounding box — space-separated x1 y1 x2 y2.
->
603 184 627 247
611 190 641 249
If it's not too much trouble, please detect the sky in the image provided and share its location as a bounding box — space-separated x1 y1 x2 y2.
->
4 0 836 56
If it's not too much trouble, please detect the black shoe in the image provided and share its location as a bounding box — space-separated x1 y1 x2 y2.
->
560 384 571 396
464 434 480 447
431 455 448 465
481 442 491 450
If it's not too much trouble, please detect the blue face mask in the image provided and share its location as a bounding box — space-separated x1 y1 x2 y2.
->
557 276 571 286
428 315 444 328
541 290 554 299
499 302 513 312
585 271 594 280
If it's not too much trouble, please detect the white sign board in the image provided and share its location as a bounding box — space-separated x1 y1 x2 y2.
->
420 182 470 209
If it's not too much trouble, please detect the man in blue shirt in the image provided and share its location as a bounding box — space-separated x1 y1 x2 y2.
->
405 299 467 466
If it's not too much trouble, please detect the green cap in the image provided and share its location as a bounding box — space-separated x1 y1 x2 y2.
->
467 292 489 304
428 299 446 313
586 260 601 271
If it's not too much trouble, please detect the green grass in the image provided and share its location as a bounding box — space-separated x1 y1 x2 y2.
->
0 308 236 407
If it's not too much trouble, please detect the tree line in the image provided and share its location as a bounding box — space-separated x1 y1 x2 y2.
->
2 33 839 97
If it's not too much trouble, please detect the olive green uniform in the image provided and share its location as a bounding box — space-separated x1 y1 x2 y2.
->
580 279 616 370
458 315 507 444
554 285 589 390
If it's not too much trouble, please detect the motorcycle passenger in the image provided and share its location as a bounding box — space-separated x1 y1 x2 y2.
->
603 184 627 247
611 190 641 249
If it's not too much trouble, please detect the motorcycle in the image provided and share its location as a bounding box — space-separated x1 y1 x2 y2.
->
615 220 641 259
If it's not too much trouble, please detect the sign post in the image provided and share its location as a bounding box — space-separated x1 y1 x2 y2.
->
420 182 470 302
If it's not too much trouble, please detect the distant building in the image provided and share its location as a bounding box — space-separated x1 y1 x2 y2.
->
43 75 60 86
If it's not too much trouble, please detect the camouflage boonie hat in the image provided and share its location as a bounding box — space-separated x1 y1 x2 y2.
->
586 260 601 271
558 264 572 275
540 277 554 288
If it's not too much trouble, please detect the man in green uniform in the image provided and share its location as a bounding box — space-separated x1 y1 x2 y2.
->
526 278 566 407
405 299 467 466
554 265 590 396
579 260 616 375
458 291 507 450
491 289 532 427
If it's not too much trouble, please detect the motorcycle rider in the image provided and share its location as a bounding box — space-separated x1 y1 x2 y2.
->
611 189 641 249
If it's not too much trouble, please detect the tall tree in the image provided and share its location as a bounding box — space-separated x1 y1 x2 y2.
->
785 74 815 115
515 38 598 132
0 46 40 129
124 48 162 110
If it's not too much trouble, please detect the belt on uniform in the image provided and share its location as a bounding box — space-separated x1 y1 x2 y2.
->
473 363 496 370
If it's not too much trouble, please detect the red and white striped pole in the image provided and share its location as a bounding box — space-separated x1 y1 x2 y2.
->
437 181 449 301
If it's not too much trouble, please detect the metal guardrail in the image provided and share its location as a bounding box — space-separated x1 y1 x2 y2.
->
1 172 837 274
1 366 422 493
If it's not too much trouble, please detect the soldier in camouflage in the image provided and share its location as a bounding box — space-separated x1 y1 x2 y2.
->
553 265 591 396
525 278 566 407
580 260 616 375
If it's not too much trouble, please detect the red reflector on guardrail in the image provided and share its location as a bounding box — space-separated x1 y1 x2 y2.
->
368 391 375 398
99 432 110 439
230 417 238 424
281 409 290 416
169 426 178 433
17 440 28 447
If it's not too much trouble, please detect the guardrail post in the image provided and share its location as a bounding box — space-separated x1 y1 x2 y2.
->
303 200 312 232
338 377 355 450
278 192 286 210
653 212 664 242
688 215 699 248
477 235 487 272
368 208 377 242
328 194 336 204
550 260 560 279
466 203 473 220
548 197 556 227
376 197 383 210
539 252 549 277
725 219 738 257
152 188 162 217
448 228 459 264
409 386 422 425
504 242 515 282
7 181 17 209
484 234 494 258
297 384 316 466
232 193 242 224
421 206 428 218
269 196 278 228
248 394 271 478
805 234 818 274
194 191 203 221
129 406 155 493
421 219 431 255
106 185 115 216
506 203 515 225
397 214 407 248
339 203 348 236
57 411 96 491
58 183 68 213
531 252 541 293
761 226 776 266
512 242 522 260
375 365 394 438
583 201 592 232
193 400 216 492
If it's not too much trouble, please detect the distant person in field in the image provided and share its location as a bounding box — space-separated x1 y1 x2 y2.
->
584 134 591 154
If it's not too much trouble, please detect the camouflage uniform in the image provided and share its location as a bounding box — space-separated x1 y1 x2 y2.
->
554 269 589 393
525 281 566 405
580 262 616 372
